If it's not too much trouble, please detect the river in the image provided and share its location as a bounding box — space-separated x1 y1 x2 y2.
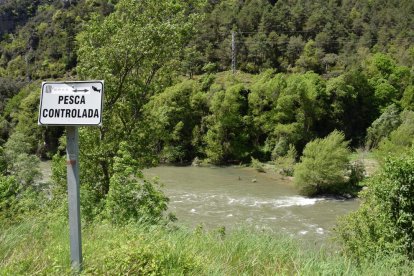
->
144 166 359 243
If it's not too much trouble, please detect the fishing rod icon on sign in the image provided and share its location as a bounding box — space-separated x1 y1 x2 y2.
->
71 85 101 93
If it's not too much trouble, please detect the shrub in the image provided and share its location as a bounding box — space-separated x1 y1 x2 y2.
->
251 157 265 172
365 104 401 149
105 143 169 225
375 110 414 163
348 160 365 186
0 131 43 221
0 175 19 220
0 174 46 222
3 132 41 186
274 144 297 177
271 137 289 160
336 150 414 260
202 62 218 73
294 130 350 196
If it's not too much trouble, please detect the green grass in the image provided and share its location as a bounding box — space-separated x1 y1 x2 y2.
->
1 215 413 275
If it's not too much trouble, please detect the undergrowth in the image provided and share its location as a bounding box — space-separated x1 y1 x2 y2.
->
1 214 413 275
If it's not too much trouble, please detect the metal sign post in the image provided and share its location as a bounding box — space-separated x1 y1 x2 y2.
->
66 126 82 271
38 80 104 272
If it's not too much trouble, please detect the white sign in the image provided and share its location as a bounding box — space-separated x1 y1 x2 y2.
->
38 81 104 126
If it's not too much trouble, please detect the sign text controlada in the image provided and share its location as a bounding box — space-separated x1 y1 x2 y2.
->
38 81 104 126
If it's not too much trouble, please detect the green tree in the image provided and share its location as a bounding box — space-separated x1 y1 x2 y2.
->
286 36 305 65
1 82 62 157
375 110 414 163
0 77 25 114
401 85 414 110
366 104 401 149
143 80 207 163
249 71 326 156
204 84 251 164
181 46 204 79
363 53 410 111
295 40 325 73
294 130 351 196
75 0 200 200
322 70 377 146
273 72 326 151
248 70 286 156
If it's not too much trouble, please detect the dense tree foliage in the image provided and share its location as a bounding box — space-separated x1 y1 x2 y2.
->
183 0 414 75
75 0 200 202
0 1 115 80
144 80 208 163
0 0 413 267
0 0 201 223
0 0 411 179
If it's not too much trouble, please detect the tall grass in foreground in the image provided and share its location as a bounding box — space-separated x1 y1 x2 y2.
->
1 216 413 275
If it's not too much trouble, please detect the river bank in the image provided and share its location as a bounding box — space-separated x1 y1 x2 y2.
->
1 215 412 275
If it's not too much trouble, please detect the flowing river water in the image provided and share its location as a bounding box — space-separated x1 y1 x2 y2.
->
144 166 359 244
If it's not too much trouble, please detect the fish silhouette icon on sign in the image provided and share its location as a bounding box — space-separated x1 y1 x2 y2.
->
92 86 101 93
